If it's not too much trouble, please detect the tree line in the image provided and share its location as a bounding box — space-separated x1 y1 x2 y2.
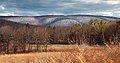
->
0 20 120 54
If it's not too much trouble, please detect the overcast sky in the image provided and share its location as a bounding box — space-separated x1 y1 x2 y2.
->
0 0 120 17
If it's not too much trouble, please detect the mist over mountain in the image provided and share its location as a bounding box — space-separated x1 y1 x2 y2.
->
0 15 120 26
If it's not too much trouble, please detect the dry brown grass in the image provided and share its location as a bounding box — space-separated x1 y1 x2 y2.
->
0 44 120 63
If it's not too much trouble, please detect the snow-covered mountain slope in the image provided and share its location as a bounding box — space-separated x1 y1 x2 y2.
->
0 15 120 26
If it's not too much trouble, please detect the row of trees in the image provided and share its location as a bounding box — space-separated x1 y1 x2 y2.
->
0 24 49 54
0 20 120 54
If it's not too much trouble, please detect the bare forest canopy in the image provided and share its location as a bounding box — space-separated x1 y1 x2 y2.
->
0 19 120 54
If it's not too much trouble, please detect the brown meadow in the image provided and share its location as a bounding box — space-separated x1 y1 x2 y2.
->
0 44 120 63
0 19 120 63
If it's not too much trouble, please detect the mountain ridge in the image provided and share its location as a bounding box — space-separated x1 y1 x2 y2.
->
0 15 120 26
0 15 119 19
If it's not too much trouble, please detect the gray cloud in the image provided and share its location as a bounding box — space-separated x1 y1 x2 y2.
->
0 0 120 17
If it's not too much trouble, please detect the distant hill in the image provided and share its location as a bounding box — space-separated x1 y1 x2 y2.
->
0 15 120 26
0 19 25 27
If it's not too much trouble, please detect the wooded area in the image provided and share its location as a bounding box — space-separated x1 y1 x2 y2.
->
0 20 120 54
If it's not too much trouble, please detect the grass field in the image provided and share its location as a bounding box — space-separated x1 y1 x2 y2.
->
0 44 120 63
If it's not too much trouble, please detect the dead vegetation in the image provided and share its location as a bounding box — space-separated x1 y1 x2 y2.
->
0 20 120 63
0 44 120 63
